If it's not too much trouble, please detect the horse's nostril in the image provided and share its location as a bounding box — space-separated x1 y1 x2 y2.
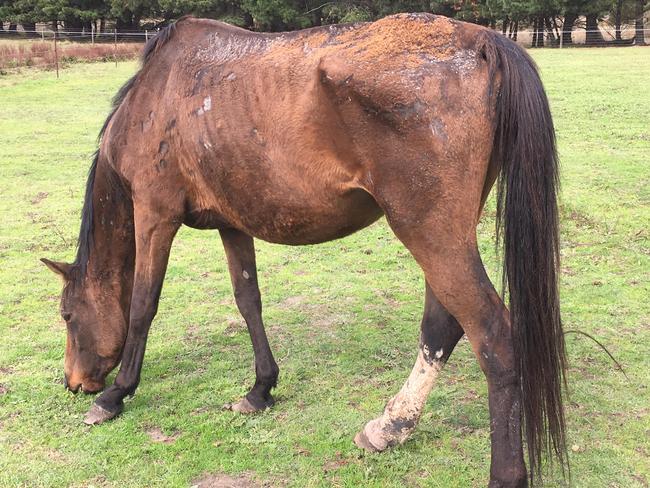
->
65 377 81 394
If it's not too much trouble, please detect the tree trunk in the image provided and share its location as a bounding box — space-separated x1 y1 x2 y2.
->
532 17 545 47
615 0 624 40
552 16 562 43
635 0 647 45
21 22 36 37
310 6 323 27
9 23 17 31
513 21 519 41
116 15 139 31
502 16 509 35
64 16 83 34
545 17 558 46
585 13 604 46
242 13 254 30
532 18 538 47
562 13 577 45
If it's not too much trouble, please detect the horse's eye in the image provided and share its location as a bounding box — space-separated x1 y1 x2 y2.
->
62 312 72 322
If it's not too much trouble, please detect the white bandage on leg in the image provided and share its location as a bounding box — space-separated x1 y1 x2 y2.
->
356 347 441 451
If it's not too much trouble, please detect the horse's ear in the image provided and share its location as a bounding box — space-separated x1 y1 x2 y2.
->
41 258 72 279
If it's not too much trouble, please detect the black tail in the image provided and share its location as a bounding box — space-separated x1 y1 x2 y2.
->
482 31 567 483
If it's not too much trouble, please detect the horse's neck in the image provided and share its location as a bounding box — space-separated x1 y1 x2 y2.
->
86 160 135 282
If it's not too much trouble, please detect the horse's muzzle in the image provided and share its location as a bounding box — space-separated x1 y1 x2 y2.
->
64 375 104 394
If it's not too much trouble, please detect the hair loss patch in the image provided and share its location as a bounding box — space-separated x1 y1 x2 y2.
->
261 14 459 72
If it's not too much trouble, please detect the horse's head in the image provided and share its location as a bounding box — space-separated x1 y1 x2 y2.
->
41 258 128 394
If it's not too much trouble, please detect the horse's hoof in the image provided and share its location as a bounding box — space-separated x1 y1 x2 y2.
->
488 478 528 488
223 396 273 414
353 429 381 452
83 403 122 425
354 420 391 452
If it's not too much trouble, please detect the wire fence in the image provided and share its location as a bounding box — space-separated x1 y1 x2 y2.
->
0 28 149 76
505 25 650 48
0 28 155 42
1 24 648 76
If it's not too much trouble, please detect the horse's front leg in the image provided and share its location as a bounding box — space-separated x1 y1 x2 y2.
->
84 206 181 425
219 228 279 413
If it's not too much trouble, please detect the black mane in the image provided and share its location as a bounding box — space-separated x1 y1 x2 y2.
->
73 20 180 276
73 150 100 275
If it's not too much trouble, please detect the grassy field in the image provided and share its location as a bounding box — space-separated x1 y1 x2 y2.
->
0 46 648 488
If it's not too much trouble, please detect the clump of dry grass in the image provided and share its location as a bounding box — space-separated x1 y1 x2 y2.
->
0 40 142 70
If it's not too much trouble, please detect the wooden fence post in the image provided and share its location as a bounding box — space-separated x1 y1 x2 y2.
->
54 30 59 78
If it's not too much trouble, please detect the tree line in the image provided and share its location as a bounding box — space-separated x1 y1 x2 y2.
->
0 0 647 45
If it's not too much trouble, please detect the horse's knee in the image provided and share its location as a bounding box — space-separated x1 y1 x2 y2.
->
255 362 279 387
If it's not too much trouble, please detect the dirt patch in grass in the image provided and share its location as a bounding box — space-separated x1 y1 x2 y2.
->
323 451 350 473
185 323 212 344
145 427 180 443
280 295 305 308
559 203 602 231
30 191 48 204
69 475 112 488
223 317 245 337
278 296 350 330
190 473 261 488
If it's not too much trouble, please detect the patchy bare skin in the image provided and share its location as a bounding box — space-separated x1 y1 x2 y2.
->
354 347 442 451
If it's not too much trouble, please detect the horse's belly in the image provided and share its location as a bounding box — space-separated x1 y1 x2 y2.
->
252 189 383 245
186 185 383 245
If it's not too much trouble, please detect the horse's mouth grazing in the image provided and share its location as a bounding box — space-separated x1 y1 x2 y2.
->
64 377 105 394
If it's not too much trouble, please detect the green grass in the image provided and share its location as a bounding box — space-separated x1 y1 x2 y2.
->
0 47 648 487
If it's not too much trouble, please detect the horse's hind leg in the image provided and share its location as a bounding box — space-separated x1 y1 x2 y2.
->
354 283 463 451
219 228 279 413
389 220 526 486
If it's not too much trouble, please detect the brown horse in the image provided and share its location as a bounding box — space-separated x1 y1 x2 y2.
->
42 13 567 486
